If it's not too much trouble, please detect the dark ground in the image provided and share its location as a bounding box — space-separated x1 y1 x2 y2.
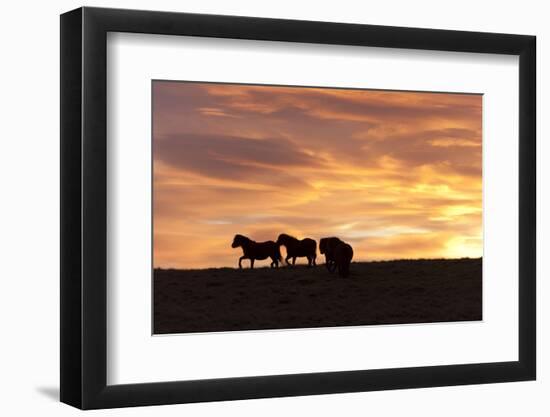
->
153 258 482 334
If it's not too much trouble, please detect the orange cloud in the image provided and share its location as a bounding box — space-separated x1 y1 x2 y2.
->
153 81 482 268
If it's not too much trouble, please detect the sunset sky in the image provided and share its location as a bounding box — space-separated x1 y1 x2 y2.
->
153 81 482 269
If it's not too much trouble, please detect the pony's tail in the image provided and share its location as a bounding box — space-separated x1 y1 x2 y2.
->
276 244 283 262
313 241 318 266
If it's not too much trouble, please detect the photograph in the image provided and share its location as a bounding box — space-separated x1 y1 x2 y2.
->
152 81 483 334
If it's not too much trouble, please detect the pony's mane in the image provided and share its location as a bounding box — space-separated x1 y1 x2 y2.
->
279 233 298 241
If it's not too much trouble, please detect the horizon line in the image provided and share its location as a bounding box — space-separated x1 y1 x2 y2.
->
154 256 482 271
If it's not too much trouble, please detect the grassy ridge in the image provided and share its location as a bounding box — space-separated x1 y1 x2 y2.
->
154 258 482 334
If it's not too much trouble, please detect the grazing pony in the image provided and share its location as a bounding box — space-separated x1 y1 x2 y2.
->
276 233 317 267
319 237 342 272
231 234 281 269
320 237 354 277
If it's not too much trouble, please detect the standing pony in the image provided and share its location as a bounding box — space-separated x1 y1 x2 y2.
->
276 233 317 267
231 234 281 269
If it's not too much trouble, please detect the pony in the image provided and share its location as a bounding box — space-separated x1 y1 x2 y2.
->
231 234 281 269
276 233 317 267
320 237 354 277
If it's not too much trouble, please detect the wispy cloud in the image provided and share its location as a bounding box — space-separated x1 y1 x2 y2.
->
153 82 482 268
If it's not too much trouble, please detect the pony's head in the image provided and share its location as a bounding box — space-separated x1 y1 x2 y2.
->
231 234 248 248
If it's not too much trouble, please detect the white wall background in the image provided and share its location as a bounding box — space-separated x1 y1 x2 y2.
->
0 0 545 415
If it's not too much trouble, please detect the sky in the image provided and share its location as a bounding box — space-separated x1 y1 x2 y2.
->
153 81 482 269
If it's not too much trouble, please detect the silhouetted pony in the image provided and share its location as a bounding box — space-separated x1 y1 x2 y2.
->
276 233 317 267
231 234 281 269
320 237 354 277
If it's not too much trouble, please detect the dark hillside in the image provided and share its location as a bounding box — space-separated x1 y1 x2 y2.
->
154 258 482 334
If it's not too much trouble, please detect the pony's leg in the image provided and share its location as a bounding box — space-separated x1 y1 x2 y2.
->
285 256 292 266
250 259 255 269
307 256 312 267
292 257 296 266
313 254 317 266
239 256 246 269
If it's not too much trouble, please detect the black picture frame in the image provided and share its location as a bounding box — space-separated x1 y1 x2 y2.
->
60 6 536 410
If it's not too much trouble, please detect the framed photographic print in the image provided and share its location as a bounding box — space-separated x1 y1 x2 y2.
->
60 6 536 409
